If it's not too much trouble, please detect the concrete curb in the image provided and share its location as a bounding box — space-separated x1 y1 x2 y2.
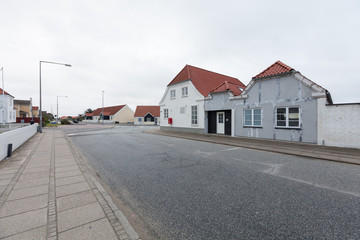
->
147 130 360 166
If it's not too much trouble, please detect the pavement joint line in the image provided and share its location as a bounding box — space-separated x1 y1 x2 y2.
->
0 225 47 239
56 217 108 234
0 134 43 209
66 135 139 240
56 198 98 213
46 131 58 240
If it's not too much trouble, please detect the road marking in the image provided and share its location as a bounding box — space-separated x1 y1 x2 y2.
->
220 147 241 152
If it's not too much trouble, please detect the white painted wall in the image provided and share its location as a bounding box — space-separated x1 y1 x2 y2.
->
0 94 16 123
318 98 360 148
159 80 205 130
0 123 38 161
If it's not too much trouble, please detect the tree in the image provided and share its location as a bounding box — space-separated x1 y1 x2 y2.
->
85 108 93 113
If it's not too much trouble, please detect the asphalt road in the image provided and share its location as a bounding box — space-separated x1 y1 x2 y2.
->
69 126 360 240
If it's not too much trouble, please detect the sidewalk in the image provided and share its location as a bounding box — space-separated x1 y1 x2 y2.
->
149 129 360 165
0 129 140 240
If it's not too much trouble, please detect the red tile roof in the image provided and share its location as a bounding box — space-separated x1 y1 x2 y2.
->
0 88 14 97
253 61 294 79
168 65 245 97
85 112 93 116
32 106 39 110
210 81 245 96
134 106 160 117
92 105 126 116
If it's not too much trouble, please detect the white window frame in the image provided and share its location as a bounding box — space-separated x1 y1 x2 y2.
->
191 105 198 125
164 109 169 119
243 108 262 127
170 89 176 99
276 106 301 128
182 87 188 97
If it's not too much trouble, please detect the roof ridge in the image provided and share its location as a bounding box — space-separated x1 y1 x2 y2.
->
253 60 294 79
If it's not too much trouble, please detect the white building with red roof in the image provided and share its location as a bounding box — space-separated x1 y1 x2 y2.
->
159 65 245 134
134 106 160 125
0 88 16 124
84 105 134 124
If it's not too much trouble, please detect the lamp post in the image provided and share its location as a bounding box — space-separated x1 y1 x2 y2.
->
57 96 68 124
0 67 4 124
102 91 104 125
39 61 71 133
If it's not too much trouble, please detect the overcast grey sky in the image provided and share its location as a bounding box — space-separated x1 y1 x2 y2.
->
1 0 359 116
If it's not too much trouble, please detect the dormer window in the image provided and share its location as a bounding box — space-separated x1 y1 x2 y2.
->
170 90 176 99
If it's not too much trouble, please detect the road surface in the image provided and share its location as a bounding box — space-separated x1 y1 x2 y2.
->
69 125 360 240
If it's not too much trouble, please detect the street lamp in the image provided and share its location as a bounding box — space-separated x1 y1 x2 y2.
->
39 61 71 133
57 96 68 124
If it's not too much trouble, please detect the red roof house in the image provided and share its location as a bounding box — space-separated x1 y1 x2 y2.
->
159 65 246 133
86 104 134 123
168 65 245 97
134 106 160 125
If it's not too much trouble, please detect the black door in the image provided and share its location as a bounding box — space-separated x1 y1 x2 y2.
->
224 110 231 136
208 111 216 134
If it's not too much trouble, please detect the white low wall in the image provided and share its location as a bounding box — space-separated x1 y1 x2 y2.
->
318 99 360 148
0 123 38 161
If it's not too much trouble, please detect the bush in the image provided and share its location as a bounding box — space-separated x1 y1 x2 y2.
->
61 119 71 125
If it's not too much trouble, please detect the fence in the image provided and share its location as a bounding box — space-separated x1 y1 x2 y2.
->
0 123 38 161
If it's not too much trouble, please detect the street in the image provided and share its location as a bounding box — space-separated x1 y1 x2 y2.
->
69 126 360 240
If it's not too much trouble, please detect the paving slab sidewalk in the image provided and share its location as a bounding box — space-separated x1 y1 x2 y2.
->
0 129 140 240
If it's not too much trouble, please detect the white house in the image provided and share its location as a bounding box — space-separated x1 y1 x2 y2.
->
0 88 16 124
85 105 134 123
159 65 246 134
134 106 160 125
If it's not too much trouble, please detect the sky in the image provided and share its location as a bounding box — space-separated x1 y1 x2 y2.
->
1 0 359 116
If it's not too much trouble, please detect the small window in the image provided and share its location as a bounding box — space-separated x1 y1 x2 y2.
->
182 87 188 97
276 107 300 128
138 117 142 122
170 90 176 99
164 109 169 119
244 108 262 127
191 105 198 125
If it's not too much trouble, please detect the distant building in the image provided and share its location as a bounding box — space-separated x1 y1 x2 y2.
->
85 105 134 123
134 106 160 125
14 99 32 118
0 88 16 123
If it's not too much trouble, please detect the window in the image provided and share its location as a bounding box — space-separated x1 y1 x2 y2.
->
138 117 142 122
170 90 176 99
276 107 300 128
191 105 198 125
244 109 262 127
164 109 169 119
182 87 188 97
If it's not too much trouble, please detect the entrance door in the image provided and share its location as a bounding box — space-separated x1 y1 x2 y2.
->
216 112 225 134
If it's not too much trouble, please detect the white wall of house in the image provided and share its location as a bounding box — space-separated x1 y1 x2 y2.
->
159 81 205 133
318 98 360 148
0 95 16 124
134 116 159 125
113 105 134 123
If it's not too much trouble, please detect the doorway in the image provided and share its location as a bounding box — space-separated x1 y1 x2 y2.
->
216 112 225 134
